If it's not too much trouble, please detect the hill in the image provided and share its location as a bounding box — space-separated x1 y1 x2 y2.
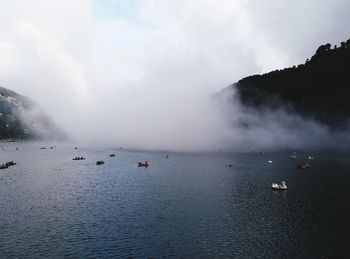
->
0 86 65 140
232 39 350 128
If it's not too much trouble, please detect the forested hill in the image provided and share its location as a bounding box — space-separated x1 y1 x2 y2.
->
0 86 65 140
233 39 350 128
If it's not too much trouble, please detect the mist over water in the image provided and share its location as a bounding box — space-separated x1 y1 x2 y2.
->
0 1 349 151
60 85 350 152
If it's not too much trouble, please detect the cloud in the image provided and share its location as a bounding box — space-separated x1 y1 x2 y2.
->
0 0 349 151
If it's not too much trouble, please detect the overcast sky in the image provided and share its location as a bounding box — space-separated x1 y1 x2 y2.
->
0 0 349 150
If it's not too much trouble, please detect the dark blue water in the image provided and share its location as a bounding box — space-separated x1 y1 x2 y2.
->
0 143 350 258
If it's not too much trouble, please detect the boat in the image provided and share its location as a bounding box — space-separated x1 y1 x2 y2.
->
291 152 297 159
296 163 311 169
138 161 149 167
73 157 86 160
109 154 116 157
308 156 314 160
0 164 8 169
5 161 16 167
96 160 104 165
272 181 287 190
268 160 273 164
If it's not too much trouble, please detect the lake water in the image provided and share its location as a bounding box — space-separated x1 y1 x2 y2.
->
0 142 350 258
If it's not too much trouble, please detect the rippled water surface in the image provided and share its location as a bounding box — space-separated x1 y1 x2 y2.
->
0 143 350 258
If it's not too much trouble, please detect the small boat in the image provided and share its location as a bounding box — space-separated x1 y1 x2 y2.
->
228 164 233 167
308 156 314 160
0 164 8 169
296 163 311 169
272 181 287 190
73 157 86 161
165 154 169 158
138 161 149 167
109 154 116 157
291 152 297 159
5 161 16 167
268 160 273 164
96 160 104 165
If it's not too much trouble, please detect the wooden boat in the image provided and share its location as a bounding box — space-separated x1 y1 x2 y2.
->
5 161 16 167
0 164 8 169
72 157 86 160
138 161 149 167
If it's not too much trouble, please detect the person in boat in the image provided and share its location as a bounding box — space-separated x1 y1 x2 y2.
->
138 161 149 167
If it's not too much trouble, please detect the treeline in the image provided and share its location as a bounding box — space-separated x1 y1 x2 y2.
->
0 86 65 140
233 39 350 128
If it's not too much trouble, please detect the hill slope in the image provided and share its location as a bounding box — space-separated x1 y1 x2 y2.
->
233 39 350 128
0 86 65 140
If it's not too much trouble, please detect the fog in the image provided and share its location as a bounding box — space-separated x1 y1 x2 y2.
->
215 89 350 152
0 0 349 151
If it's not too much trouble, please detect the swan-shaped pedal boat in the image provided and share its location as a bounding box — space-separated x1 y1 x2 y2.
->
272 181 287 190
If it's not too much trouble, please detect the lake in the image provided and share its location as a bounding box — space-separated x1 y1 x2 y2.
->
0 142 349 258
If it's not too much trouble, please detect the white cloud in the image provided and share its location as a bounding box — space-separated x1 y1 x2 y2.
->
0 0 349 150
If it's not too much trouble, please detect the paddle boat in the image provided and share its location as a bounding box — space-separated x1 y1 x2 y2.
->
272 181 287 190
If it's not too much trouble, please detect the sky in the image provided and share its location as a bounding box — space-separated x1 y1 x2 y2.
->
0 0 349 150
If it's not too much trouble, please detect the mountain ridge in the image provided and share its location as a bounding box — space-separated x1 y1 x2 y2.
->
232 38 350 128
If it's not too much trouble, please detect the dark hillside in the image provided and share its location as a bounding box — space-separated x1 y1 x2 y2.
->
0 86 65 140
233 39 350 128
